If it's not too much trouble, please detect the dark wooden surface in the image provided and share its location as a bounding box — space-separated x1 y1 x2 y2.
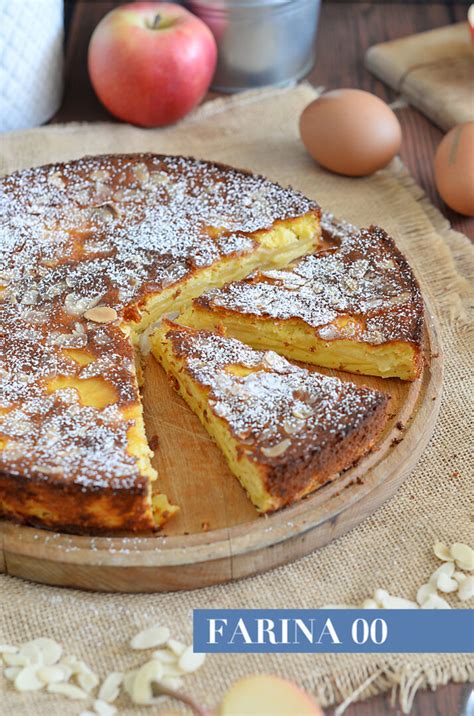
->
54 2 473 715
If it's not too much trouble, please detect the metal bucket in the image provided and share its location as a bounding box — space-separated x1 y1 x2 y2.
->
186 0 320 93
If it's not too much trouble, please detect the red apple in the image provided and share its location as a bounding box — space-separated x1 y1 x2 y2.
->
218 675 324 716
88 2 217 127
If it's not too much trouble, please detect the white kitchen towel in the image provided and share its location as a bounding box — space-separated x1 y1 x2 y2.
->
0 0 64 131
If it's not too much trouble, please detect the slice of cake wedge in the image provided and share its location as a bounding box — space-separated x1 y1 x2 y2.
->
180 214 424 380
150 321 390 513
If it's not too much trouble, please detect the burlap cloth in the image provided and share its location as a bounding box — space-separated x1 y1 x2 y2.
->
0 85 472 715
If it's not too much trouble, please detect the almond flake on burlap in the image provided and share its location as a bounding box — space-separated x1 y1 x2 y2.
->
0 84 472 715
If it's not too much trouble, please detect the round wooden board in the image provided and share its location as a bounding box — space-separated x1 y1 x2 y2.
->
0 309 443 592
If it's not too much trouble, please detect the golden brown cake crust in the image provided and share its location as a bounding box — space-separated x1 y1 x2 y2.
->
157 322 390 510
0 153 319 533
0 471 155 535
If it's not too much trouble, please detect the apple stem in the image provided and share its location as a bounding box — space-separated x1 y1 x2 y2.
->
152 13 161 29
154 682 211 716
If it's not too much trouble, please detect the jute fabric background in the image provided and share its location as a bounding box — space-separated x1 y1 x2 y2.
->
0 84 472 715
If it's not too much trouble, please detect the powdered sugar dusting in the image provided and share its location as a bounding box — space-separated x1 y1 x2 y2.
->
0 154 316 492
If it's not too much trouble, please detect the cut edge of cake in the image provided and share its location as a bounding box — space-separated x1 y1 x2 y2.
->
179 221 424 381
126 212 322 340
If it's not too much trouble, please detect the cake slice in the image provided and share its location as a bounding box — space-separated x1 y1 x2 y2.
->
180 214 424 380
151 322 389 512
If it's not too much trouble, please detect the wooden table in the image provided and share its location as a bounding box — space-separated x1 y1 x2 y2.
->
56 2 473 714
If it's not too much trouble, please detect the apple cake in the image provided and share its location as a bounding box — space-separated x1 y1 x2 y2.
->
180 213 424 380
0 153 321 533
151 321 389 512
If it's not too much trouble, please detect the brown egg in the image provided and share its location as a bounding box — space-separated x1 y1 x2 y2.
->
299 89 402 177
434 122 474 216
